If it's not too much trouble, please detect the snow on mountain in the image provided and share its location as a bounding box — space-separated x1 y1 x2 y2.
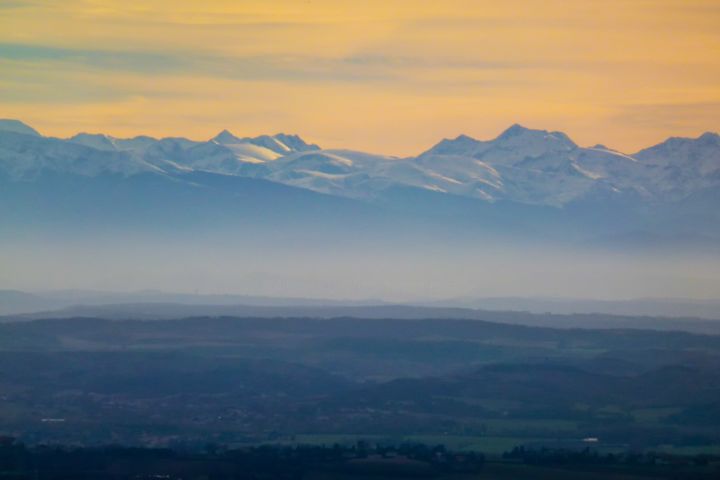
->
258 126 586 203
1 119 718 214
68 133 117 150
424 124 576 166
212 130 319 156
166 131 319 175
243 133 317 155
424 133 482 156
257 130 600 205
62 129 322 177
272 133 320 152
399 154 503 200
414 125 644 205
574 146 651 198
222 143 282 164
0 130 162 179
633 132 720 199
69 133 158 152
636 132 720 172
262 149 398 199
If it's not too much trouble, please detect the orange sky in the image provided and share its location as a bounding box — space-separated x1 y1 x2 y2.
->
1 0 719 155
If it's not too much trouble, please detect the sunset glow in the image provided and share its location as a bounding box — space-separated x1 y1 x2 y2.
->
1 0 719 154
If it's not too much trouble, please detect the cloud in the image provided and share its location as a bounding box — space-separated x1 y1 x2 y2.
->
613 102 720 131
0 43 376 86
0 43 183 73
340 54 527 71
0 42 536 87
10 42 635 90
0 1 39 9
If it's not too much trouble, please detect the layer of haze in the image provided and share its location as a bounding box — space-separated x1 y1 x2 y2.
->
1 0 719 155
2 236 720 302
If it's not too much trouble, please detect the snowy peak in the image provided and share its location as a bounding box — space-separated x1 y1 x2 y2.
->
637 131 719 153
148 131 321 174
635 131 720 164
69 133 118 151
698 131 720 144
628 131 720 198
272 133 320 152
496 123 531 140
243 133 319 155
0 119 40 137
212 129 242 145
69 133 159 153
495 124 577 149
212 130 319 154
424 134 483 156
423 125 577 158
0 131 161 179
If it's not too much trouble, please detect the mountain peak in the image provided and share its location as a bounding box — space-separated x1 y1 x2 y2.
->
496 124 577 148
271 133 320 151
423 134 482 156
242 133 319 154
0 119 41 137
640 131 720 153
211 130 319 152
497 123 532 139
68 132 119 151
698 131 719 143
212 129 241 144
454 134 476 141
72 132 112 140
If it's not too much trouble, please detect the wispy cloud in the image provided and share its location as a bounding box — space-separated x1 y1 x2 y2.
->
0 1 39 9
614 102 720 131
3 41 705 82
0 43 183 73
0 42 539 86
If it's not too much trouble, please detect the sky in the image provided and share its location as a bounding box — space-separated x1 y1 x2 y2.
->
1 0 719 155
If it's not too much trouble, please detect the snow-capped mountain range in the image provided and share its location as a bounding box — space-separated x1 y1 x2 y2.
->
1 118 719 242
3 118 717 207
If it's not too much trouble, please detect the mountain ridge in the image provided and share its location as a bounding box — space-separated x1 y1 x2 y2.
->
1 119 719 243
